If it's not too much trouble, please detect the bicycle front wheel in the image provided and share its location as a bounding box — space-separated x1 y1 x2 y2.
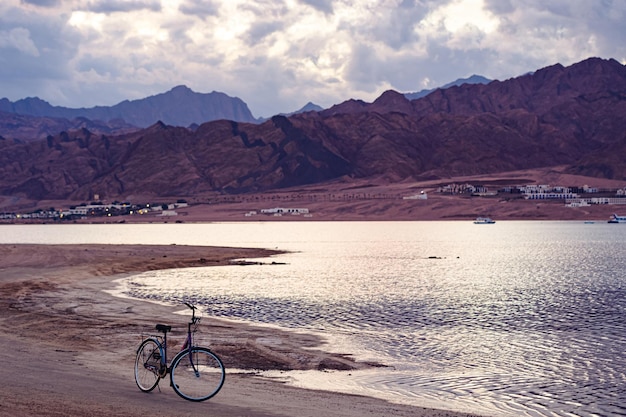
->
170 347 225 401
134 338 162 392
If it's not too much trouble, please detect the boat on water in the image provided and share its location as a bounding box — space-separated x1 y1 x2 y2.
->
474 217 495 224
608 214 626 223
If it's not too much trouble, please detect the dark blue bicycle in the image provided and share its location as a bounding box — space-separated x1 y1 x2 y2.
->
134 302 225 401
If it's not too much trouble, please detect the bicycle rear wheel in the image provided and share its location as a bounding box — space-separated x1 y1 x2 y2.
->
170 347 225 401
134 338 162 392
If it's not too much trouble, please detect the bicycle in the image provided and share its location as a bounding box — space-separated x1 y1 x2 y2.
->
134 302 225 401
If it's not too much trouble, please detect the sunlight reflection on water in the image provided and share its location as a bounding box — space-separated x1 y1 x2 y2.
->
115 221 626 417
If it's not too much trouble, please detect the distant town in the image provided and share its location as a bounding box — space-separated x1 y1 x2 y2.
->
2 182 626 223
437 182 626 206
0 200 191 222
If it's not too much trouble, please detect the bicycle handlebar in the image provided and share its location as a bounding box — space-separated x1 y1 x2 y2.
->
184 302 199 323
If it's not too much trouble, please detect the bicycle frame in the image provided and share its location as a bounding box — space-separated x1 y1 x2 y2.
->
152 302 198 378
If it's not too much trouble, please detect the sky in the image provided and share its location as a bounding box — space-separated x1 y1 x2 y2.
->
1 0 625 118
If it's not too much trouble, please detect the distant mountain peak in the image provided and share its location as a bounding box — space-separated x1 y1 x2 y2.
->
372 90 412 114
320 98 368 117
298 102 324 113
164 85 195 97
269 102 324 120
147 120 168 130
170 85 192 92
442 74 491 88
375 89 407 103
404 75 492 101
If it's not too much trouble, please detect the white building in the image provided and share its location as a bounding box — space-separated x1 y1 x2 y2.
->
260 207 309 215
403 191 428 200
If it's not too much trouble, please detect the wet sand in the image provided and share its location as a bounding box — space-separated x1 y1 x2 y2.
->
0 243 483 417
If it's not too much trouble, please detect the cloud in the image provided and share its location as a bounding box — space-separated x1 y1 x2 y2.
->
0 0 624 119
246 20 285 46
178 1 219 19
84 0 162 14
0 27 39 56
0 5 81 108
20 0 60 7
477 0 626 77
299 0 334 14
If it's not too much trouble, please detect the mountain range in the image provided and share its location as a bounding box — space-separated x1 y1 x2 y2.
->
0 57 625 204
0 77 489 140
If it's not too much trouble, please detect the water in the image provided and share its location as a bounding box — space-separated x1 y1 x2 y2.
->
2 221 626 416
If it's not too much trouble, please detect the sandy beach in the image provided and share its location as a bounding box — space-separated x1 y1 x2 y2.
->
0 243 483 417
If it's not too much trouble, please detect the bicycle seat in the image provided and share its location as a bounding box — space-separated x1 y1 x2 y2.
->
155 324 172 333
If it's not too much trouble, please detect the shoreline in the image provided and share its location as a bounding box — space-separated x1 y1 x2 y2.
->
0 243 483 417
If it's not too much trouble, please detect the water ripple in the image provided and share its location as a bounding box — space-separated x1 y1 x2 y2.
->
123 221 626 417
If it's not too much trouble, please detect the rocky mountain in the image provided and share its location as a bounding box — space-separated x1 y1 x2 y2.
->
0 78 487 139
0 85 256 129
1 57 625 203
